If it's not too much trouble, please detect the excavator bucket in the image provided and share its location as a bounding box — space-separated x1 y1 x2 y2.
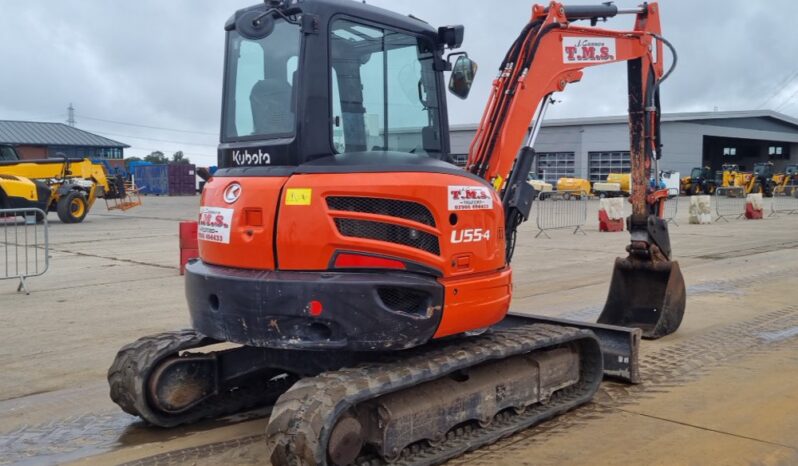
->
598 257 686 340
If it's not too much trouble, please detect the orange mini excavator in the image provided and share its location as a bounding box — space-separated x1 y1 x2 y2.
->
110 1 685 464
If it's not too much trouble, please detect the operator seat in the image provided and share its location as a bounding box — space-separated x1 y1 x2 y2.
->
250 76 294 135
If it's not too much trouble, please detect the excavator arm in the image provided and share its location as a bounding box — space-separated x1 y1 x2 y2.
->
468 3 664 184
468 2 685 339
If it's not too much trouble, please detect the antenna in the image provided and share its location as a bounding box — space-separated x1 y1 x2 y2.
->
67 103 76 127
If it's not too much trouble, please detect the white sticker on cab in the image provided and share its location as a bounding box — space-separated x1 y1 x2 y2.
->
448 185 494 211
198 206 234 244
562 37 617 64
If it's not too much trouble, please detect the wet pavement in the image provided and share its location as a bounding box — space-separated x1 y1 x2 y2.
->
1 196 797 465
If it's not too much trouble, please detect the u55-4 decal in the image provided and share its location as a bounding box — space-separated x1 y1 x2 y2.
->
451 228 491 244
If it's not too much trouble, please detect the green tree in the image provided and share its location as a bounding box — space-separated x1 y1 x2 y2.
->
171 151 191 165
144 151 168 164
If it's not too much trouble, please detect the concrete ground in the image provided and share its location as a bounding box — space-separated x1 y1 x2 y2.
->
1 195 797 466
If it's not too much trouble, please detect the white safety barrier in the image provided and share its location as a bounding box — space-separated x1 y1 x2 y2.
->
1 208 49 294
769 186 798 217
689 195 712 224
534 191 588 239
663 189 679 226
714 186 746 222
599 197 624 220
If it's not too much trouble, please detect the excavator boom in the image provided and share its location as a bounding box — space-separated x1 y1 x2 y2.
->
466 2 685 338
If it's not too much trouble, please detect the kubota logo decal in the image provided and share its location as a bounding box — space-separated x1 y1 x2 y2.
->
223 183 242 204
562 37 616 63
232 149 271 166
448 185 494 211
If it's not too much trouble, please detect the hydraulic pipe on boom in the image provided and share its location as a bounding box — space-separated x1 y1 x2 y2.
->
468 2 686 338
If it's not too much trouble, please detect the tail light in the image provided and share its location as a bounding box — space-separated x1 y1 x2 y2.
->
333 253 406 270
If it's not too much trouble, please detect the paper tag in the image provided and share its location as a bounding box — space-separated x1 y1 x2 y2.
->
286 188 312 206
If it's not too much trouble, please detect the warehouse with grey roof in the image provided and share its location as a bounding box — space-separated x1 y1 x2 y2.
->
0 120 129 161
450 110 798 183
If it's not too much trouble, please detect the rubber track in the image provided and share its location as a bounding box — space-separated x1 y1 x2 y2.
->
108 329 293 427
265 324 603 466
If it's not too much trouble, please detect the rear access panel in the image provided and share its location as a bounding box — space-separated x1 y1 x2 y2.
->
198 176 287 270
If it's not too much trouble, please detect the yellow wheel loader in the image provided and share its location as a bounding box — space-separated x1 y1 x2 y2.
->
773 164 798 195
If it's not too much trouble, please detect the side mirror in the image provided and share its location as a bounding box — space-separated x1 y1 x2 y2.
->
236 10 276 40
448 55 478 100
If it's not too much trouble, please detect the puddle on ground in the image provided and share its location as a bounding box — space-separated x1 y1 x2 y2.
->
687 281 746 297
0 405 271 466
559 307 602 321
757 326 798 343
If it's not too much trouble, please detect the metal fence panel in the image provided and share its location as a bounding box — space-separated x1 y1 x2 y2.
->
714 186 746 222
663 189 679 226
769 185 798 217
1 208 49 294
534 191 588 238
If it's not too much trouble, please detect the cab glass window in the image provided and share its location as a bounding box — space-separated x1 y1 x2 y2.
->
330 20 441 155
223 19 301 140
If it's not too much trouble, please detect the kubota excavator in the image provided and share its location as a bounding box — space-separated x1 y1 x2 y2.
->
109 1 685 464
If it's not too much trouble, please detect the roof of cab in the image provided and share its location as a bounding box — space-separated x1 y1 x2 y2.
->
226 0 438 38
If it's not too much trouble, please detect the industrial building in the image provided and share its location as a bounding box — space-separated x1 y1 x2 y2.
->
0 120 128 161
450 110 798 183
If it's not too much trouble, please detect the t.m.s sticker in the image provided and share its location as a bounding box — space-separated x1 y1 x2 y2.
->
562 37 616 63
448 185 494 211
285 188 312 206
198 206 234 244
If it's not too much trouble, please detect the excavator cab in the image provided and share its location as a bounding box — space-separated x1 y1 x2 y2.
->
219 0 466 167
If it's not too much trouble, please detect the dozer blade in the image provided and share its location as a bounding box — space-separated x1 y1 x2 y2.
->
597 257 686 340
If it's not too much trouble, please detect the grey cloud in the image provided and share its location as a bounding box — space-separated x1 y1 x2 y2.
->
1 0 796 165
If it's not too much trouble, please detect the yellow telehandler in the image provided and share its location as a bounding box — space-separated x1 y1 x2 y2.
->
0 145 139 223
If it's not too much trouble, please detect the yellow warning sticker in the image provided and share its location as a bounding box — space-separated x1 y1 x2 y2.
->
492 175 504 191
285 188 312 206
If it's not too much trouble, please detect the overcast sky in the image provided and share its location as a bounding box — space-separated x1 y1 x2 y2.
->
1 0 797 166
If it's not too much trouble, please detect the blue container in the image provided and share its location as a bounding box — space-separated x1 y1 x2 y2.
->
128 160 153 171
134 165 169 195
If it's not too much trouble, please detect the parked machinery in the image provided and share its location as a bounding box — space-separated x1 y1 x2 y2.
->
0 145 135 223
110 2 685 464
735 162 777 197
607 173 631 193
594 172 633 198
556 177 592 198
660 170 680 196
527 172 553 193
684 166 717 195
773 164 798 195
718 163 740 188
